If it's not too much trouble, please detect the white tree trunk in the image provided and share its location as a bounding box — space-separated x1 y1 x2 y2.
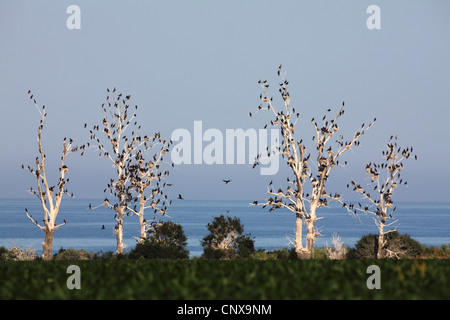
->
42 227 55 261
115 219 124 254
377 216 386 259
294 213 305 257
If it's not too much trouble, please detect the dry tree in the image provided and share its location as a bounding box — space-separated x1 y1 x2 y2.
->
84 88 172 253
22 91 76 260
338 136 417 258
127 134 173 243
250 66 375 259
325 233 347 260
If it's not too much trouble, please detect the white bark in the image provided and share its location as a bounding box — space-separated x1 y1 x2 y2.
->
250 67 374 259
24 94 72 260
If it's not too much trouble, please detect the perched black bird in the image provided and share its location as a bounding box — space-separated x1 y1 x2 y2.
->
223 179 232 184
178 194 184 200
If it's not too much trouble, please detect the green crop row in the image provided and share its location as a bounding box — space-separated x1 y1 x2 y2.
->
0 259 448 300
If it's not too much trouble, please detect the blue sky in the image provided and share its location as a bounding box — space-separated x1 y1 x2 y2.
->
1 1 449 202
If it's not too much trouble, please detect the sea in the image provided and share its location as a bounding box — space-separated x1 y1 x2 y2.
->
0 198 449 257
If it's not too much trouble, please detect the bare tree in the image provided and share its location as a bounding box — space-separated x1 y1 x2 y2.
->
326 233 347 260
85 88 157 254
127 135 173 242
340 136 417 258
250 66 375 258
22 91 75 260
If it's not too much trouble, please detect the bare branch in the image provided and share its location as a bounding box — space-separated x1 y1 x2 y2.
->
250 67 375 258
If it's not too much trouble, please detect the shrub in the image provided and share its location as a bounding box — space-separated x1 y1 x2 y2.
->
250 249 274 260
90 251 116 260
129 221 189 259
3 245 38 261
235 235 256 258
129 241 189 259
201 215 255 259
419 244 450 259
313 247 328 260
53 248 92 260
0 246 8 261
347 231 424 259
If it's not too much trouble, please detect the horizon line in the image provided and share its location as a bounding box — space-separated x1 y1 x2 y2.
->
0 197 449 204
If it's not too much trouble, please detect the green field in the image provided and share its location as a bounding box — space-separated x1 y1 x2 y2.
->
0 259 448 299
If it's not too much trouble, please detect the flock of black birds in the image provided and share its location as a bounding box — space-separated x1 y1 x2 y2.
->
97 180 233 229
80 89 177 234
339 136 417 218
248 65 376 217
248 66 417 231
22 91 76 231
24 73 417 245
78 87 239 231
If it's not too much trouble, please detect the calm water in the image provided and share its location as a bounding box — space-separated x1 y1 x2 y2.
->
0 198 449 257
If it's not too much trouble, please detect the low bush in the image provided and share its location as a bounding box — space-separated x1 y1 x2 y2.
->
53 248 93 261
419 244 450 259
128 221 189 259
347 231 424 259
129 241 189 260
201 215 255 259
253 248 296 260
2 245 38 261
0 246 8 261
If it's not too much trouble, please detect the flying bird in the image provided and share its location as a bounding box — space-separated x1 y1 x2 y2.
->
178 194 184 200
223 179 232 184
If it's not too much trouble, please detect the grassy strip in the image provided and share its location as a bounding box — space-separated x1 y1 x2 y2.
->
0 259 448 299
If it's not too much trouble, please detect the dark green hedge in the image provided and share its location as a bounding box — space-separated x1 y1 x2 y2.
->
0 259 447 299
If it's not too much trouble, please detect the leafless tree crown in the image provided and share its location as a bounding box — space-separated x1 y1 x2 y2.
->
83 88 173 247
340 136 417 228
251 66 375 216
23 91 76 229
22 91 78 259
